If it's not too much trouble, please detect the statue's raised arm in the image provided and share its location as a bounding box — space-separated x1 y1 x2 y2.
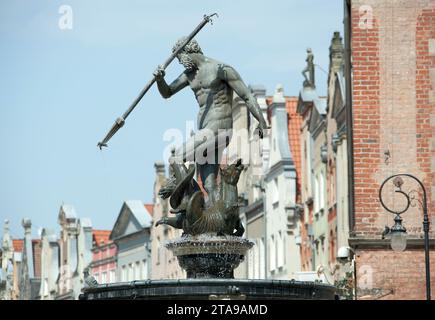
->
218 64 269 137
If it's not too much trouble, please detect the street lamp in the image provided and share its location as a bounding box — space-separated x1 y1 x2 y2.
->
379 174 431 300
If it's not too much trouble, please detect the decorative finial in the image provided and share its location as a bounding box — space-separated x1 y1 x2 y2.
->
393 176 404 189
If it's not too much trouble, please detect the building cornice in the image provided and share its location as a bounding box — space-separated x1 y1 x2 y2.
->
244 199 264 223
266 159 296 180
349 237 435 250
111 227 150 243
90 256 117 268
92 242 116 252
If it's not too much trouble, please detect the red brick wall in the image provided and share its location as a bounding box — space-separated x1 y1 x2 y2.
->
350 0 435 299
416 9 435 222
356 249 435 300
351 4 381 237
352 1 435 236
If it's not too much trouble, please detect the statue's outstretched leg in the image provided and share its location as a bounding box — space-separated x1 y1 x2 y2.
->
155 213 184 229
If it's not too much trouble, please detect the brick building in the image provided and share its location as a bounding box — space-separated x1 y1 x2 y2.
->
345 0 435 299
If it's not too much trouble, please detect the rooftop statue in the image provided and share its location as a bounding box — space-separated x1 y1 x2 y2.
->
302 48 315 88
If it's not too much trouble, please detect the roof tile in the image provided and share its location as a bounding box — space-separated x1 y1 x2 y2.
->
12 239 23 252
144 204 154 216
285 97 303 202
92 230 111 247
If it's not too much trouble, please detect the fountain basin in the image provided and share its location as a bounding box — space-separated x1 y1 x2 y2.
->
79 279 337 300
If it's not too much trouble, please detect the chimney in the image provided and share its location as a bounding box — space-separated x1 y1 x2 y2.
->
272 84 286 106
249 84 266 99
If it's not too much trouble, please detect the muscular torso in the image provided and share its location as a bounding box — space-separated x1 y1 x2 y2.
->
185 58 233 132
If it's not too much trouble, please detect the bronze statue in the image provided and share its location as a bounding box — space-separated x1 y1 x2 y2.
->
95 14 261 279
154 38 268 236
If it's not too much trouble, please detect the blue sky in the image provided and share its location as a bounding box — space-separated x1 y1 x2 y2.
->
0 0 343 238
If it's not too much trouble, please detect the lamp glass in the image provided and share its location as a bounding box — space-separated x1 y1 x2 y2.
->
390 231 407 252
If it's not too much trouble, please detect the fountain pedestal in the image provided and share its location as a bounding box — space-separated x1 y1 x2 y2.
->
166 234 253 279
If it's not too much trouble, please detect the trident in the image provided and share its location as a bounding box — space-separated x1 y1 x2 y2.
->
97 13 218 149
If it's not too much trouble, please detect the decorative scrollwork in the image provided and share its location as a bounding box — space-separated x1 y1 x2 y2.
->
408 189 424 210
379 178 410 216
379 174 427 217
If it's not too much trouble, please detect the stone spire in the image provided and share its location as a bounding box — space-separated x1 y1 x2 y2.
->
21 218 34 279
329 31 344 72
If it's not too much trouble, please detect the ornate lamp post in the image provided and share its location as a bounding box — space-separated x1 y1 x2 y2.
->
379 174 431 300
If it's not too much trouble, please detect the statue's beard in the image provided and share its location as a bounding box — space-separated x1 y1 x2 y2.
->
179 56 196 71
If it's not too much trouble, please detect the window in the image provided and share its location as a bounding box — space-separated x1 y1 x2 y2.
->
101 272 107 284
142 260 148 279
277 231 284 268
109 270 116 283
135 264 138 280
269 235 276 272
314 175 319 213
259 238 265 278
128 263 133 281
253 241 260 279
320 171 326 209
272 178 279 204
94 273 99 283
121 266 126 282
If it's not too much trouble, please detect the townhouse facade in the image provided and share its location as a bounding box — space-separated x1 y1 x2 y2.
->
91 230 117 284
110 200 152 282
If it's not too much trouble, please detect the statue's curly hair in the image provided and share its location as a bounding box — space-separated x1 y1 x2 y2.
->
172 37 203 55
